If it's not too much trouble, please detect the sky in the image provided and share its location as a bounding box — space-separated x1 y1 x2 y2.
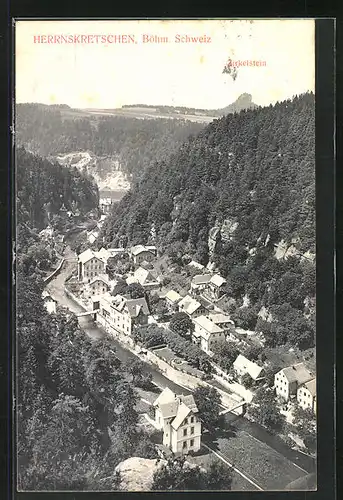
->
15 19 315 110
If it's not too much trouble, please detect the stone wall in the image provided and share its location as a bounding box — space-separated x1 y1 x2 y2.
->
44 258 65 284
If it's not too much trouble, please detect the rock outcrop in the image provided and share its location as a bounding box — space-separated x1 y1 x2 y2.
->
115 457 166 491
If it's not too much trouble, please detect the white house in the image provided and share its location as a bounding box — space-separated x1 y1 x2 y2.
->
207 313 235 335
297 378 316 414
153 387 201 454
165 290 182 311
77 249 106 282
192 315 226 354
126 267 160 290
233 354 264 382
178 295 207 318
207 274 227 299
42 290 57 314
274 363 314 401
95 292 150 336
190 274 212 294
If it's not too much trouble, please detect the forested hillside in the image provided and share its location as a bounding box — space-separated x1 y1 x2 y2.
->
15 104 204 180
101 93 315 350
16 147 99 230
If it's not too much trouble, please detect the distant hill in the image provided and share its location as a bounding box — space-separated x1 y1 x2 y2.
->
122 93 258 117
215 93 258 115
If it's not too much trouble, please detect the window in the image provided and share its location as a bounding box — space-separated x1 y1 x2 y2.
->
190 416 194 423
182 441 187 449
190 427 194 435
190 439 194 447
183 429 187 436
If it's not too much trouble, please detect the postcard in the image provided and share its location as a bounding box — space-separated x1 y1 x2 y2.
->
14 18 317 491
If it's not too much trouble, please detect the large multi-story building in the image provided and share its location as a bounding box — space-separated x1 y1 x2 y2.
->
95 292 150 337
153 387 201 454
192 315 226 354
77 249 106 282
274 363 314 401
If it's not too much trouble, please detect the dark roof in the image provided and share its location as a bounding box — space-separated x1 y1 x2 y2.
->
281 363 314 385
126 297 150 317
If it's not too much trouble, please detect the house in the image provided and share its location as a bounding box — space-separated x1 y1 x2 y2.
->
187 260 205 270
178 295 207 318
130 245 157 265
297 378 316 414
96 292 150 336
84 275 111 298
190 274 212 295
274 363 314 401
42 291 57 314
126 267 160 290
207 313 235 334
100 197 114 214
233 354 264 382
77 249 106 282
207 274 227 299
87 229 99 244
153 387 201 454
192 315 226 354
77 247 119 282
165 290 182 311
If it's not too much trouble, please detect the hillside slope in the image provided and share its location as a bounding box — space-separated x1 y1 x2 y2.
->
16 147 99 230
15 104 204 181
101 93 315 350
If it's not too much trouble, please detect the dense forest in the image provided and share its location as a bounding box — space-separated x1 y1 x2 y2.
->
16 147 99 230
15 104 204 180
101 93 316 350
17 267 159 489
15 148 158 489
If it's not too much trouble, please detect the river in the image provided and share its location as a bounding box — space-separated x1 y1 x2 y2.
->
46 245 316 475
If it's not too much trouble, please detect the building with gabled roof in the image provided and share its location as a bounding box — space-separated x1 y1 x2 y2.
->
190 274 212 294
129 245 157 265
84 275 111 299
207 313 235 333
233 354 264 381
96 292 150 337
165 290 183 311
192 315 226 354
297 378 316 414
126 266 159 290
274 363 314 401
153 387 201 454
208 274 227 298
178 294 207 318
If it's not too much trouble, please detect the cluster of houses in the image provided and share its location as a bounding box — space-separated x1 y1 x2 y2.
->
72 243 317 437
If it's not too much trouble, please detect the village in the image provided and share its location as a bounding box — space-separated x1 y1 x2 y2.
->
42 214 317 467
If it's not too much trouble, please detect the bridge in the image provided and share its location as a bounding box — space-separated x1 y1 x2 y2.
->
219 400 247 416
76 309 100 318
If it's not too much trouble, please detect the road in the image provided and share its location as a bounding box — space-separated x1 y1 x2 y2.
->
46 246 316 489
